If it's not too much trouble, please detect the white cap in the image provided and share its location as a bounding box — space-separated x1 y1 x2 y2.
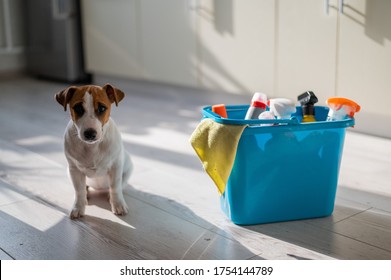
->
252 92 268 104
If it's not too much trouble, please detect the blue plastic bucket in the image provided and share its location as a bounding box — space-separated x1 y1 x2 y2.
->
202 105 354 225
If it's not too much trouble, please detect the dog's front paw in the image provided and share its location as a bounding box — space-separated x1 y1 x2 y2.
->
69 202 87 219
110 198 129 216
70 207 85 219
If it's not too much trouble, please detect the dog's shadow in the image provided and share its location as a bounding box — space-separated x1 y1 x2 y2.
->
83 184 264 260
86 184 211 227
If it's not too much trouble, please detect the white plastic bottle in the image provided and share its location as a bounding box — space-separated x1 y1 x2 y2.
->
245 92 268 120
258 111 276 126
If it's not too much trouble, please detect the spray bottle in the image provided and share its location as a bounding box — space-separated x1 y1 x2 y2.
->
269 98 296 120
326 97 360 121
258 111 276 126
297 91 318 122
245 92 267 120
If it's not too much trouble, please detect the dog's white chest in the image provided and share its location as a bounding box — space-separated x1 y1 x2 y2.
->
71 144 112 178
79 164 108 178
70 148 112 189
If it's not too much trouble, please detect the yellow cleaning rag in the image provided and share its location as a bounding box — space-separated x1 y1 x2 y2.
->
190 118 247 195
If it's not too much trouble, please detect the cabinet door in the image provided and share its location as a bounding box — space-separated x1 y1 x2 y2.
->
276 0 338 104
139 0 198 87
337 0 391 138
81 0 142 79
198 0 275 95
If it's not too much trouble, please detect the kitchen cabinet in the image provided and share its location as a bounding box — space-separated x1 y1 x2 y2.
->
277 0 391 137
276 0 338 105
336 0 391 137
81 0 142 79
82 0 274 94
81 0 198 87
139 0 198 87
198 0 275 95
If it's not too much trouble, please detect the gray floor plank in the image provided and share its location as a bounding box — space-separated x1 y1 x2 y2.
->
244 220 391 260
0 249 13 260
332 208 391 252
338 132 391 212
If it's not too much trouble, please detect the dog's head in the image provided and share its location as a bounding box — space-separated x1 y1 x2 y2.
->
55 84 124 144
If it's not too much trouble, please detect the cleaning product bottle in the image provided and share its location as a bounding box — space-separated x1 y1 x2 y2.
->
269 98 296 119
326 97 361 121
212 104 228 118
245 92 267 120
258 111 276 126
297 91 318 122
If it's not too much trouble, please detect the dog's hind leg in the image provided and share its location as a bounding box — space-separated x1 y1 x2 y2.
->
122 152 133 186
86 185 90 200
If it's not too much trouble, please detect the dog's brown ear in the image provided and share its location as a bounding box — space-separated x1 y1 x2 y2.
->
55 86 77 111
103 83 125 106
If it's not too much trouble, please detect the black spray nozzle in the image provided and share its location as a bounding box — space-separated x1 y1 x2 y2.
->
297 91 318 105
298 91 318 116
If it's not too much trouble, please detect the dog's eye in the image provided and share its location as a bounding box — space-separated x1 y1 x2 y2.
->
73 103 85 117
97 104 107 114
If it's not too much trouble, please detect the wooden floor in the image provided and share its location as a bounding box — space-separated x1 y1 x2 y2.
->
0 76 390 260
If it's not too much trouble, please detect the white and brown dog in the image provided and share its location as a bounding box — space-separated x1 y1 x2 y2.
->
55 84 132 219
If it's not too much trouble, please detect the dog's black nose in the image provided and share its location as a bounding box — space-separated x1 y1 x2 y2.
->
84 129 97 141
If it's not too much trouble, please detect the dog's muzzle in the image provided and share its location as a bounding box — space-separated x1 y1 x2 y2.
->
83 128 98 142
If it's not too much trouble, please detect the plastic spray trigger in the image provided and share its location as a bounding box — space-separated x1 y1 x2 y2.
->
298 91 318 106
326 97 361 121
